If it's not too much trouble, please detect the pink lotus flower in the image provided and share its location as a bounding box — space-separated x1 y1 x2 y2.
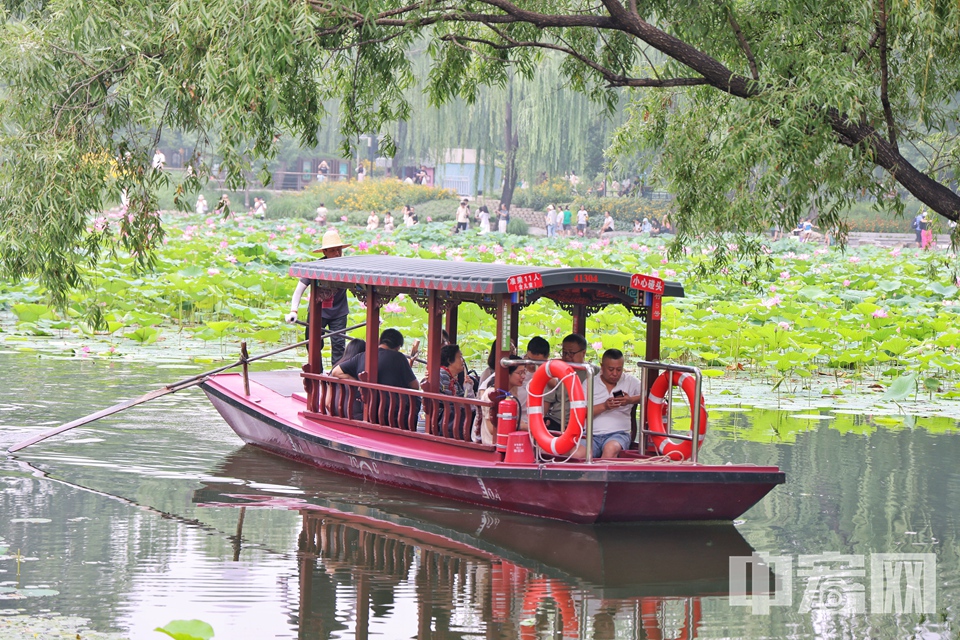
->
849 256 860 263
305 227 317 235
761 296 782 308
384 302 404 313
770 285 777 293
780 271 790 280
207 268 220 276
777 321 791 331
665 269 677 277
477 245 488 253
843 279 851 287
721 267 729 275
219 240 229 249
93 217 107 232
872 309 888 318
340 216 348 222
357 241 369 250
426 216 433 222
889 247 901 257
592 341 603 351
661 258 669 264
269 233 276 240
226 255 237 263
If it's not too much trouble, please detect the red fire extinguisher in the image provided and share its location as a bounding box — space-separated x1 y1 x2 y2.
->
496 396 519 453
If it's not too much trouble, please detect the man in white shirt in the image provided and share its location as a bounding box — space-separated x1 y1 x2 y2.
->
582 348 643 459
545 205 557 238
152 149 165 170
576 206 589 236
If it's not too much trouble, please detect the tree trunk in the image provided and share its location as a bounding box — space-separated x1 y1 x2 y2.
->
500 78 518 209
392 120 407 178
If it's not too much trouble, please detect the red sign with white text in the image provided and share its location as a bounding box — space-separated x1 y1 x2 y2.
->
630 274 665 294
651 295 662 320
507 272 543 293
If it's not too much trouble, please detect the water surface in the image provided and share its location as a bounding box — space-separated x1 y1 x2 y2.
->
1 351 958 638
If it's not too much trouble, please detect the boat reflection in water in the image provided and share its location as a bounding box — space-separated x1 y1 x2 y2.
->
196 446 773 639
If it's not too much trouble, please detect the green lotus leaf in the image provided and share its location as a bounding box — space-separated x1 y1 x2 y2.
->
797 286 828 300
155 619 215 640
205 321 236 335
126 327 158 344
879 336 911 356
12 303 53 323
876 279 902 292
252 328 282 343
179 265 206 277
927 282 958 298
882 373 917 400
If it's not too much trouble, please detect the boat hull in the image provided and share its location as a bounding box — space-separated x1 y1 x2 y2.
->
202 373 784 524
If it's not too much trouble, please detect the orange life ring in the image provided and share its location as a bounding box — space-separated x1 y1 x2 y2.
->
646 371 708 460
520 578 578 639
527 359 586 456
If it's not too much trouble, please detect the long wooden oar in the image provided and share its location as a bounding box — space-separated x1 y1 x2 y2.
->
8 321 366 454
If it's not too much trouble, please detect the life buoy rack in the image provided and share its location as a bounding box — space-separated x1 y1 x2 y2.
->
520 578 578 639
527 360 587 456
646 370 708 460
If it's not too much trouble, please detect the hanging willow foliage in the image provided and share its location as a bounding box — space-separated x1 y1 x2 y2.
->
379 51 630 193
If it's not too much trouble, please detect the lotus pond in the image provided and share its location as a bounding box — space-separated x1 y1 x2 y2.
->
2 208 960 418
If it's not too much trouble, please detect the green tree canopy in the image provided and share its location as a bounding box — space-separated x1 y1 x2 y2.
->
2 0 959 305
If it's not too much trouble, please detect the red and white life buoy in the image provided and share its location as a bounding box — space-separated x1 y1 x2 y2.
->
527 360 586 456
646 371 708 460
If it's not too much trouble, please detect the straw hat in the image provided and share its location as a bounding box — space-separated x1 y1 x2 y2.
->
313 228 351 253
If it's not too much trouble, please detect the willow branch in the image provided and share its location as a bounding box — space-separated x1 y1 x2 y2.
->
877 0 897 148
854 28 881 64
441 33 707 88
724 4 759 81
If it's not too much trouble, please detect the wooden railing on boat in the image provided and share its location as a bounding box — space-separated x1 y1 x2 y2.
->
300 372 495 450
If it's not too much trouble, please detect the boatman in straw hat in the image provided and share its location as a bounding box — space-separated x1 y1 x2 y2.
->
285 228 351 368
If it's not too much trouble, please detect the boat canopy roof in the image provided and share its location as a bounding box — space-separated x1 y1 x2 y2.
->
290 255 683 315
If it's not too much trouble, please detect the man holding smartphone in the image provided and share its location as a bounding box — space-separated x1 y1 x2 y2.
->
585 348 643 459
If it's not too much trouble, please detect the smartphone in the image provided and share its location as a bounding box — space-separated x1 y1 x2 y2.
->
613 390 625 398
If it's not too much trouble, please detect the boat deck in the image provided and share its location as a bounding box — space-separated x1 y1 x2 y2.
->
247 370 304 397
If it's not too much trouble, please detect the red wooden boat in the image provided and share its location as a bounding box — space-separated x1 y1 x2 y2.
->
201 255 784 523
